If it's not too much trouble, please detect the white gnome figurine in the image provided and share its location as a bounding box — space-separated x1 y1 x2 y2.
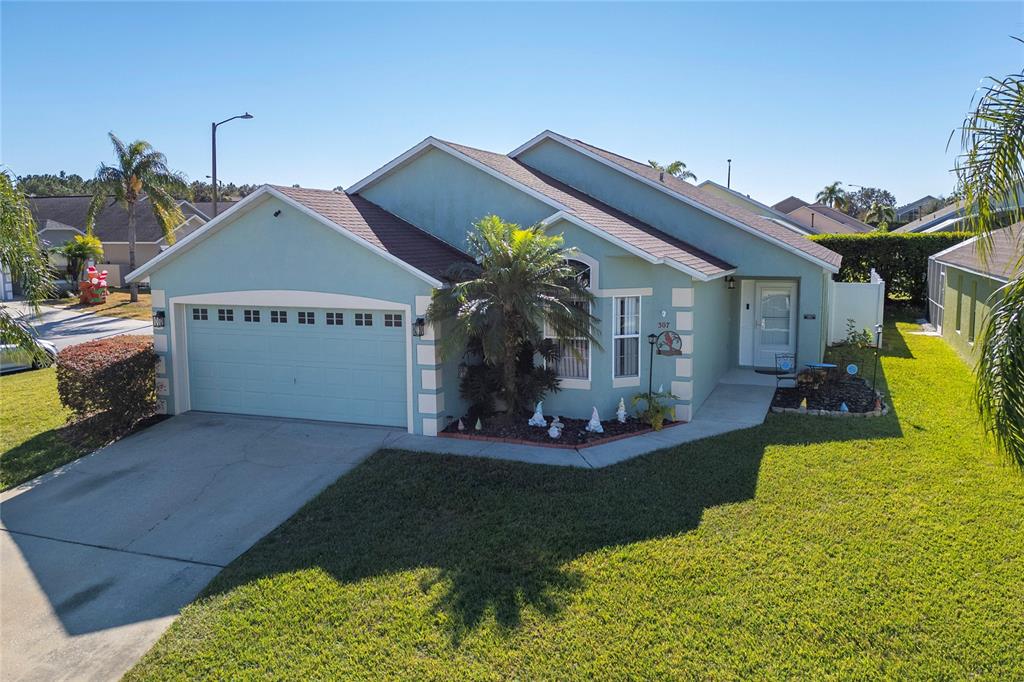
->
585 406 603 433
658 384 664 394
548 422 562 439
528 401 546 427
616 397 627 423
457 418 465 431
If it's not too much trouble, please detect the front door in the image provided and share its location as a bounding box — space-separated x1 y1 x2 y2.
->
753 281 797 368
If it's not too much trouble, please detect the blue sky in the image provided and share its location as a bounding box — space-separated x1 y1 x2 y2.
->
3 2 1021 206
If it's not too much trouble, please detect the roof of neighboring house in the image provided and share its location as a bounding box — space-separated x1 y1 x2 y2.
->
894 200 965 233
696 180 810 235
28 195 206 243
797 204 873 233
441 141 736 279
559 138 841 269
932 224 1023 282
896 195 939 213
772 196 810 214
271 185 473 280
191 201 237 219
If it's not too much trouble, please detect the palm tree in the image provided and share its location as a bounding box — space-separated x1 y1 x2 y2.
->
864 202 896 231
954 48 1024 469
86 133 189 302
648 160 696 181
816 181 848 210
427 215 599 417
0 170 53 357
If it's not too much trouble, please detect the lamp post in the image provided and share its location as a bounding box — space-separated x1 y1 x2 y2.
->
726 159 732 189
211 112 253 216
647 333 658 398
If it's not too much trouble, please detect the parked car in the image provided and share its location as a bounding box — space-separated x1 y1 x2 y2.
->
0 321 57 373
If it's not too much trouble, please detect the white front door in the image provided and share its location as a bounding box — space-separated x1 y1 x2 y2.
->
753 281 797 368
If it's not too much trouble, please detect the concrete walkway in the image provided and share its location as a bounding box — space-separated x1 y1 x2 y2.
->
3 301 152 350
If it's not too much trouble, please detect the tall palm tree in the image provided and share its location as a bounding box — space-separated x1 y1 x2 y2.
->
864 202 896 230
86 133 189 302
427 215 599 416
954 48 1024 469
0 170 53 357
648 160 696 181
816 181 848 210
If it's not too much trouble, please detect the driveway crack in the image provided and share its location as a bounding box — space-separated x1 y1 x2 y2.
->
1 528 226 568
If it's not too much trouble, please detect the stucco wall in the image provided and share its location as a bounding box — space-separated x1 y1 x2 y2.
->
942 265 1001 363
101 243 163 269
517 138 829 367
146 194 455 435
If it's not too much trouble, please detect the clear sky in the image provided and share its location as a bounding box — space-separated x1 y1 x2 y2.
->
2 2 1022 207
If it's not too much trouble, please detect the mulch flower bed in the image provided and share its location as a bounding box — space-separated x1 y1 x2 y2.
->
440 414 673 449
771 376 887 417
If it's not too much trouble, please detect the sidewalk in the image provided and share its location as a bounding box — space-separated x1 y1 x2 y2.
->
3 301 152 350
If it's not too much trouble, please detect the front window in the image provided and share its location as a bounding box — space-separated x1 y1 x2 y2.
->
545 300 591 381
614 296 640 378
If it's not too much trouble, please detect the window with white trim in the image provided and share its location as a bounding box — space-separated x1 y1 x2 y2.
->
613 296 640 378
355 313 373 326
192 307 208 321
243 309 260 323
326 312 343 325
545 259 592 381
218 308 234 322
298 311 315 325
271 310 287 324
384 313 402 327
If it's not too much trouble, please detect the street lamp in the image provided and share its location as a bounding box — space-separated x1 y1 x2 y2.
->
211 112 253 216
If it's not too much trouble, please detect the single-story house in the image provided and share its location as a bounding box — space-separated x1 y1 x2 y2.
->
927 223 1022 360
785 203 873 235
128 130 843 436
698 181 811 235
895 195 940 223
896 195 1022 234
29 196 227 285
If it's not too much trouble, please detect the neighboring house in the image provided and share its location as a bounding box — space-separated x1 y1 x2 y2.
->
697 181 811 235
894 200 967 234
127 130 843 436
927 224 1022 360
895 195 940 223
772 196 809 214
28 196 226 284
786 203 873 234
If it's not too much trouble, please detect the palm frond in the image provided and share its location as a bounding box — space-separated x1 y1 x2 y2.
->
975 276 1024 468
0 170 52 326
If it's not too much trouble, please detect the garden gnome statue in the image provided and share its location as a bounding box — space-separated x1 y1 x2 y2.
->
658 384 664 394
839 402 849 413
457 418 465 431
585 407 603 433
528 402 546 427
799 397 808 411
548 421 562 439
616 397 627 423
475 417 483 431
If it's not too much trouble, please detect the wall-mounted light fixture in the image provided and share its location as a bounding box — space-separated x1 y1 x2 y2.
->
725 276 736 290
152 310 166 329
412 317 427 337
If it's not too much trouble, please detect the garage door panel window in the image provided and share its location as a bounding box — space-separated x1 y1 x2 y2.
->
218 308 234 322
192 308 208 321
326 312 343 325
384 313 402 328
243 309 261 323
298 311 315 325
270 310 287 324
355 312 373 327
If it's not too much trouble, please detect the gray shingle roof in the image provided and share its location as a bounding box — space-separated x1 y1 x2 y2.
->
271 185 473 281
443 141 735 279
565 139 842 269
28 195 205 242
773 196 810 214
803 204 873 233
933 224 1023 281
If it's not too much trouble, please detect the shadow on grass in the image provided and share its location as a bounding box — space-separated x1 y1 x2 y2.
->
202 394 903 643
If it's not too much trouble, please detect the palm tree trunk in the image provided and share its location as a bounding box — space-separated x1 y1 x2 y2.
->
502 327 519 416
128 202 138 302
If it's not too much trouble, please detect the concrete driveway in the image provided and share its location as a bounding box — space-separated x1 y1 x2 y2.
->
0 413 404 681
3 301 152 350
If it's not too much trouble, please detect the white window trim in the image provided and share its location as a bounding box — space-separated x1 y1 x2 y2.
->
612 295 642 387
544 258 594 387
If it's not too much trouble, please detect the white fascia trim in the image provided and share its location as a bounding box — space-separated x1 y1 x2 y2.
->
936 261 1009 284
346 137 573 214
511 131 840 274
540 211 730 282
126 186 443 288
39 224 86 237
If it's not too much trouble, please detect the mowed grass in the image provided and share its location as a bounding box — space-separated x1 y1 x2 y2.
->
128 320 1024 680
0 368 91 490
47 288 152 321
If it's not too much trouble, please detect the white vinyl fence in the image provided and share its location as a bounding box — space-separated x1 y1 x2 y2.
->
828 269 886 344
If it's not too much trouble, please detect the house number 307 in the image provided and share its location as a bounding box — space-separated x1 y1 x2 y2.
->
657 322 671 329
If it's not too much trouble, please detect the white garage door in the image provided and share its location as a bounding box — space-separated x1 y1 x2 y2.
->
186 305 407 427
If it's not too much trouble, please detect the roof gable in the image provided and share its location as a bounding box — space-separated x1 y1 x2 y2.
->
510 131 841 272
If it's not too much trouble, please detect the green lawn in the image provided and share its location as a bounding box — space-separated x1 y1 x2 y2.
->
129 319 1024 679
46 288 152 321
0 368 97 491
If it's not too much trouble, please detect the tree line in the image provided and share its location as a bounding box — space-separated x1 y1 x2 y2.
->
15 171 261 203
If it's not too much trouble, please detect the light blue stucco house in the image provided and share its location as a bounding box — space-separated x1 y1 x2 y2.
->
128 130 842 436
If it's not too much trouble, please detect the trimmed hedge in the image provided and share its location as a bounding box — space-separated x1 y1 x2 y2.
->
56 335 158 437
809 232 973 305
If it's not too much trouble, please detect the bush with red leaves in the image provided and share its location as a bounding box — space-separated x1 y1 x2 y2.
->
56 335 158 437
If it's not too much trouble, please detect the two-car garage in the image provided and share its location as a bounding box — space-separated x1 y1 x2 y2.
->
185 304 408 427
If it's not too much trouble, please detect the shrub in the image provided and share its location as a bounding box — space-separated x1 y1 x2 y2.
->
459 338 560 421
56 335 158 437
631 390 679 431
809 232 972 305
54 234 104 281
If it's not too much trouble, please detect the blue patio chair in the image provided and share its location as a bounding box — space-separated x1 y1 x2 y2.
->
775 352 797 388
